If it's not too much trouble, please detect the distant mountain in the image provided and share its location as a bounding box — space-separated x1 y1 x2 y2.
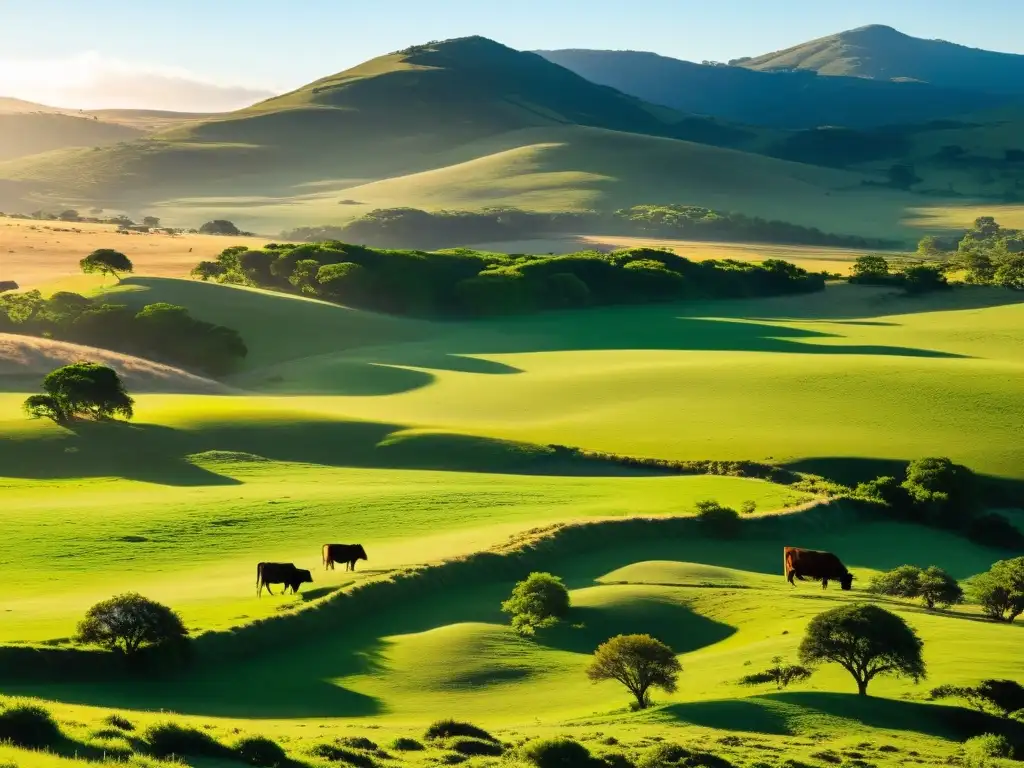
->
0 36 766 204
738 24 1024 95
537 49 1007 129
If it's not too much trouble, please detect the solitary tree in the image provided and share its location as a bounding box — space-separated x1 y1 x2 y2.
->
80 249 133 281
587 634 681 709
24 362 134 423
799 604 926 696
971 557 1024 623
76 593 187 655
199 219 241 236
851 254 890 282
142 216 161 228
501 572 571 635
739 655 814 690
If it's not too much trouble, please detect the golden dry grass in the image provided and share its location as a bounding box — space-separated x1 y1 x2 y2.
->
0 218 266 290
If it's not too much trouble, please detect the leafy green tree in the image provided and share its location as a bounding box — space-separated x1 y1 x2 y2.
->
80 249 133 280
695 500 741 538
587 634 681 709
971 557 1024 623
993 253 1024 289
901 457 975 526
851 254 890 281
501 572 571 636
190 261 226 281
916 236 944 259
902 264 949 294
317 262 369 301
917 566 964 610
25 362 134 422
799 604 926 695
868 565 923 600
76 593 187 655
739 655 813 690
289 259 321 293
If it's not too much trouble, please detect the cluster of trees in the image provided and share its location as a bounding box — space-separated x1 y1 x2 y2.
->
930 216 1024 289
868 564 963 610
24 363 134 424
193 242 825 318
854 457 1024 551
280 205 895 251
0 290 247 376
850 253 950 293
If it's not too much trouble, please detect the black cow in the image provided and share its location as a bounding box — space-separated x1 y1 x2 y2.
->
784 547 854 590
323 543 368 571
257 562 313 597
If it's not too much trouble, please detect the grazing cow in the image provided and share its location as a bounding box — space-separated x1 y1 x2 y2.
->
784 547 854 590
323 543 368 572
256 562 313 597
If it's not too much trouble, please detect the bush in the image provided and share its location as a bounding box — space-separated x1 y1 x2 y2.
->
868 565 963 609
144 721 227 758
448 736 504 756
76 593 188 656
963 734 1013 767
637 744 733 768
103 713 135 731
501 572 571 636
311 744 378 767
738 656 813 689
521 737 594 768
338 736 378 750
0 701 62 748
600 752 635 768
236 735 289 767
390 737 425 751
424 720 497 743
971 557 1024 623
695 500 741 538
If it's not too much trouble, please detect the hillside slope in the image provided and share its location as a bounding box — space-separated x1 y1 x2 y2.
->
0 112 143 162
0 37 759 207
740 25 1024 94
538 49 1008 129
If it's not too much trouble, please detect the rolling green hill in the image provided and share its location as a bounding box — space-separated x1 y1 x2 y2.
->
0 111 143 162
740 24 1024 95
537 49 1009 129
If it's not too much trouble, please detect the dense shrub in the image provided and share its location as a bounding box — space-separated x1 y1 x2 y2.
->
103 713 135 731
962 734 1014 767
637 743 733 768
868 565 963 609
338 736 378 751
390 737 425 751
311 743 378 767
144 721 227 758
738 656 813 689
0 701 62 748
424 720 497 743
501 572 571 635
521 737 594 768
235 735 289 767
695 500 741 539
76 593 188 656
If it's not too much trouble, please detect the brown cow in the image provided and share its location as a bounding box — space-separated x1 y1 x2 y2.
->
784 547 854 590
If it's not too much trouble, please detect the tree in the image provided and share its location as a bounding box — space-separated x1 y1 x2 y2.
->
739 656 813 690
917 566 964 610
80 249 133 280
851 254 890 282
142 216 161 228
993 253 1024 289
970 557 1024 623
917 236 944 259
26 362 134 422
868 565 923 600
901 457 975 526
799 604 925 695
316 262 369 301
191 261 226 281
75 593 187 655
587 634 681 709
695 500 741 538
501 572 571 636
289 259 321 293
199 219 241 236
902 264 949 294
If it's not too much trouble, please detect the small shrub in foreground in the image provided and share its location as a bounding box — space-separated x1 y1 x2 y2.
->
235 735 289 767
311 743 378 768
637 743 733 768
391 737 425 751
104 713 135 731
962 734 1013 768
144 721 227 758
425 719 497 742
447 736 504 756
338 736 379 751
0 702 63 748
521 737 594 768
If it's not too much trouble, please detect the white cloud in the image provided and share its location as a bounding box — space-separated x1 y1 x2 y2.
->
0 52 277 112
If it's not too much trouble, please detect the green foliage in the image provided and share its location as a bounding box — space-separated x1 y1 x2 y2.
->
933 680 1024 717
521 737 594 768
501 572 571 635
76 593 188 655
849 254 895 285
970 557 1024 622
80 248 133 280
337 737 378 751
104 713 135 731
390 738 425 751
738 656 813 689
637 744 732 768
191 260 226 281
695 500 742 538
901 457 976 527
902 264 949 294
289 258 321 292
24 362 134 423
144 722 227 759
962 734 1014 767
0 700 62 749
317 262 370 300
424 720 496 743
587 634 681 709
868 565 963 609
952 217 1024 289
799 604 926 695
235 736 289 767
447 737 504 756
311 743 378 767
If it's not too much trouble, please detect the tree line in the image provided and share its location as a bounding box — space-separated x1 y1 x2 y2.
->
280 205 898 251
193 242 826 318
0 290 247 376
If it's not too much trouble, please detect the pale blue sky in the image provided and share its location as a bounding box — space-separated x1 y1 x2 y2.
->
2 0 1023 109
